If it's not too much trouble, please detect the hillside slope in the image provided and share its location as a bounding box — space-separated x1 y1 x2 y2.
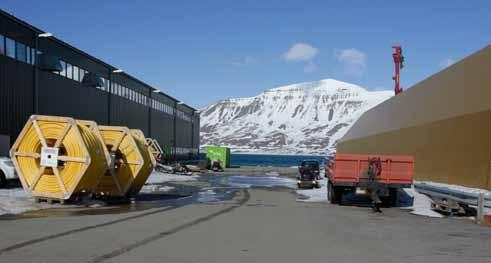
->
200 78 392 155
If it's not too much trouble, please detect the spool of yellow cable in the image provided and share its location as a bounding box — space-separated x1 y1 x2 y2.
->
96 126 144 197
132 130 156 167
76 120 111 168
128 129 156 196
10 115 108 201
145 137 164 162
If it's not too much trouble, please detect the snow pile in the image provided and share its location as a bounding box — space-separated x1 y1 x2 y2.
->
0 188 51 216
296 177 328 202
145 171 200 184
401 187 443 218
200 78 392 155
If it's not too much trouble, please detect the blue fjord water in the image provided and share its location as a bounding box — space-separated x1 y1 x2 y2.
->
229 153 325 167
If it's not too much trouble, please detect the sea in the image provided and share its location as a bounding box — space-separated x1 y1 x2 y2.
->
201 153 326 168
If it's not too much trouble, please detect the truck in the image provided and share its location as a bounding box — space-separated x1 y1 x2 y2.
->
326 153 414 208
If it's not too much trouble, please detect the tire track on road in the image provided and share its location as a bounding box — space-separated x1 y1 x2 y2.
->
86 189 250 263
0 197 193 255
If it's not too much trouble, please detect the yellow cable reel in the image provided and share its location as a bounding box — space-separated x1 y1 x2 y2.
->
96 126 144 197
10 115 108 200
128 129 156 196
145 137 164 161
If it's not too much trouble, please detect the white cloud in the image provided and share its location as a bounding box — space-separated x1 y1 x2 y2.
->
281 43 319 62
439 57 455 68
334 48 367 77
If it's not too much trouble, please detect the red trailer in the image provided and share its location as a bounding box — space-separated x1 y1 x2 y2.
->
326 153 414 206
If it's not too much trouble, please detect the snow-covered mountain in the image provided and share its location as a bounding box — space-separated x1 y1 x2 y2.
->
200 78 392 155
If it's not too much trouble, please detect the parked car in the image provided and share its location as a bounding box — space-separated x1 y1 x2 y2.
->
0 156 17 187
297 160 321 189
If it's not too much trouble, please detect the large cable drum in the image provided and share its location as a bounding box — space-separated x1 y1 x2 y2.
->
128 129 156 196
10 115 108 200
96 126 145 197
76 120 111 168
145 138 164 162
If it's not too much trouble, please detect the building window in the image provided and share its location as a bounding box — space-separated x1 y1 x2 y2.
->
0 34 4 55
106 79 110 92
15 42 27 62
73 65 79 82
60 60 66 77
31 48 36 65
79 68 85 82
66 63 73 79
6 37 15 58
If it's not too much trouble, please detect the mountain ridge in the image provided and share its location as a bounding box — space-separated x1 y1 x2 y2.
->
200 78 392 155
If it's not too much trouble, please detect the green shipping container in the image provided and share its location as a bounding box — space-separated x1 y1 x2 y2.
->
206 146 230 168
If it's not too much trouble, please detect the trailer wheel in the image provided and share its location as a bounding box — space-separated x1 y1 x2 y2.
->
328 183 342 204
0 170 6 188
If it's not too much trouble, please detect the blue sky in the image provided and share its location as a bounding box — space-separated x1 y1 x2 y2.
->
2 1 491 108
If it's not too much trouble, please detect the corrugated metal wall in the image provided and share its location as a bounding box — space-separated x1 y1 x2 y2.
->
0 56 33 142
337 45 491 190
0 10 199 159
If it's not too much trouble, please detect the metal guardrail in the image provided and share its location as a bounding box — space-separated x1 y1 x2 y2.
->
414 182 491 208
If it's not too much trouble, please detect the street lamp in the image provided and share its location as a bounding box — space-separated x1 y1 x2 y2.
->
38 32 53 38
112 69 123 73
34 32 54 114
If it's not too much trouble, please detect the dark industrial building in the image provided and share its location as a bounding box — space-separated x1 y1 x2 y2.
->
0 9 199 160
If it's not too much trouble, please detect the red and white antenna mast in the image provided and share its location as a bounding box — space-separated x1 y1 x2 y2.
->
392 46 404 95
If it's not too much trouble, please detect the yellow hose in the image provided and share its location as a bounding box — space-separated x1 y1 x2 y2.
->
128 129 156 196
76 120 111 169
96 126 143 197
10 115 108 200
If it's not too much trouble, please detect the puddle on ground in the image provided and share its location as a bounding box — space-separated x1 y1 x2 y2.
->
210 175 296 189
1 174 299 220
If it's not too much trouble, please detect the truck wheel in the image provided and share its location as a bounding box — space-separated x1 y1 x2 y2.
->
328 183 342 204
0 170 6 188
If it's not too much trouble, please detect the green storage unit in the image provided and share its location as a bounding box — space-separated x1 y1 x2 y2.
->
206 146 230 168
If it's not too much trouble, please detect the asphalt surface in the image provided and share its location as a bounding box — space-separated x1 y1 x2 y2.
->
0 181 490 263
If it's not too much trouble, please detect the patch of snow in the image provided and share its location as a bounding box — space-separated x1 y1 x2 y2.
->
0 188 52 216
145 171 200 184
265 171 279 177
296 177 327 202
401 187 443 218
